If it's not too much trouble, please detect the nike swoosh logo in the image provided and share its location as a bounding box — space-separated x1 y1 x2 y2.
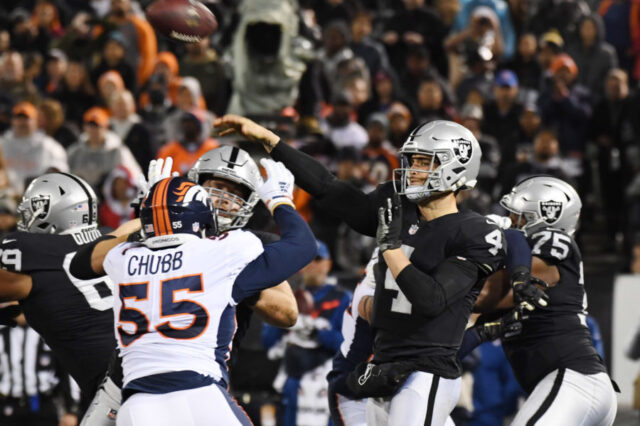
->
2 239 16 244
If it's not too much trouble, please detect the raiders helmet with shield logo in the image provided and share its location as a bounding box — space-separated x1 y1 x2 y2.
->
17 173 98 234
393 120 481 202
188 146 262 232
500 175 582 235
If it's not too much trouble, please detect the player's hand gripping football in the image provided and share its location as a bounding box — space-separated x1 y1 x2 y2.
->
213 115 280 152
257 159 295 214
377 194 403 253
475 308 523 342
131 157 179 213
511 265 549 311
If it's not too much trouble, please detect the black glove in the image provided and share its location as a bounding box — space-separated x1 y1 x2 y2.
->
475 308 522 342
0 304 22 327
512 265 549 311
376 194 403 253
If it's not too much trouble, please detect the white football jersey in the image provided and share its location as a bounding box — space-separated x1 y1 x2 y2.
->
104 230 263 387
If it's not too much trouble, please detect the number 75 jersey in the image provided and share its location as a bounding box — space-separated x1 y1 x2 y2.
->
104 230 264 388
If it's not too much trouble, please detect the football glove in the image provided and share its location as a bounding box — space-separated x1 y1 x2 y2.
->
376 194 402 253
512 265 549 311
486 214 512 230
475 308 523 342
257 159 295 214
131 157 179 214
0 304 22 327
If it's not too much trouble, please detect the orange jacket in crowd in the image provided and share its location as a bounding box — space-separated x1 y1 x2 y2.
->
157 139 219 175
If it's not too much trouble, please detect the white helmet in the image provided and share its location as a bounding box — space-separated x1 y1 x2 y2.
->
17 173 98 234
188 146 262 232
393 120 481 203
500 176 582 236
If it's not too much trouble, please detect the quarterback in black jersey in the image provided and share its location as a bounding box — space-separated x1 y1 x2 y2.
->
495 176 617 425
0 173 139 407
214 115 506 426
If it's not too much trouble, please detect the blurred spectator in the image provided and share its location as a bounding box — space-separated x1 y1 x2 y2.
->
109 89 153 169
415 77 457 123
538 30 564 72
30 0 65 52
163 77 215 144
446 6 505 64
382 0 449 77
54 60 95 127
598 0 640 79
362 113 399 186
97 0 157 85
38 98 78 148
0 194 17 234
357 69 401 124
0 51 40 104
455 48 495 108
503 33 542 91
482 70 522 163
91 31 137 93
567 14 618 104
34 49 67 97
0 102 68 195
349 10 389 77
157 111 219 175
228 0 311 115
321 93 368 150
387 101 413 148
591 68 635 242
179 38 229 116
318 20 354 87
8 8 39 53
0 97 13 134
139 73 175 153
312 0 355 27
433 0 462 33
262 241 351 426
528 0 590 41
52 11 97 61
400 45 453 108
452 0 516 59
539 53 591 156
98 165 138 228
497 129 573 198
138 52 183 110
97 70 125 107
461 103 501 194
67 106 141 191
507 102 543 162
0 30 9 55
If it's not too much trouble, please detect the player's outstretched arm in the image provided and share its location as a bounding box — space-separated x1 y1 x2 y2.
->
231 160 317 303
0 269 32 302
251 281 298 328
213 115 379 236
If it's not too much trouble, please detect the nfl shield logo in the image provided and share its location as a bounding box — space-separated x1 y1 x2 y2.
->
30 195 51 219
409 224 419 235
453 138 472 164
539 200 563 224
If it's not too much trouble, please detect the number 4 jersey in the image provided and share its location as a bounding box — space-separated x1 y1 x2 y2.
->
105 230 264 389
0 230 115 396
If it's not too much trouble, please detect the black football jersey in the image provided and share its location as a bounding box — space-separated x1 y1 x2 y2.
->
0 230 116 397
369 186 506 378
501 228 606 393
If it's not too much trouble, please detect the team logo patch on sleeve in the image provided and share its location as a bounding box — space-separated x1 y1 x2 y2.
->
30 195 51 219
453 138 472 164
539 200 563 224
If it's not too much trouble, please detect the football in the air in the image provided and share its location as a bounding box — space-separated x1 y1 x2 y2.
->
146 0 217 43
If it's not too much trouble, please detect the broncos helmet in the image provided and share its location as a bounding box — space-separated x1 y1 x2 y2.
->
187 146 262 232
17 173 98 234
500 175 582 236
393 120 481 203
140 177 215 248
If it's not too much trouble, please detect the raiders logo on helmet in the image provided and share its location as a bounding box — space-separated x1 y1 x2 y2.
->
30 195 51 219
540 200 563 224
453 138 472 164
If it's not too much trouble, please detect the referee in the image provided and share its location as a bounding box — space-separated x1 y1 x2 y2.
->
0 303 79 426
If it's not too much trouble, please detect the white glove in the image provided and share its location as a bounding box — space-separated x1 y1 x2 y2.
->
486 214 512 230
133 157 179 209
257 158 295 214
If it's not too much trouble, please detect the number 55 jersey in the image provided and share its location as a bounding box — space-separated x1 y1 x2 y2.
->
0 230 115 397
105 230 265 390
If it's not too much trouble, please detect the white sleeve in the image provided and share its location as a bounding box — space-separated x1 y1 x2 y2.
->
118 147 143 180
47 139 69 172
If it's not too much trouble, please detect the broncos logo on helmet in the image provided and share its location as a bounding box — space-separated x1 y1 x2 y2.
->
140 177 215 247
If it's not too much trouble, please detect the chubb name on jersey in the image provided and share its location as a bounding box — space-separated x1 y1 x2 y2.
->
127 251 183 276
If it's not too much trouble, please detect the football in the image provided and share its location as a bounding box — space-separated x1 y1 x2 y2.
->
146 0 218 43
294 288 315 315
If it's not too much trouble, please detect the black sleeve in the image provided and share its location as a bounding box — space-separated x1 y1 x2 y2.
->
68 235 116 279
395 257 479 317
271 142 380 236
